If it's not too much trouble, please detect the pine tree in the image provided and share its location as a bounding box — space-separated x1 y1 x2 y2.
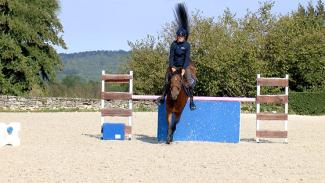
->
0 0 66 95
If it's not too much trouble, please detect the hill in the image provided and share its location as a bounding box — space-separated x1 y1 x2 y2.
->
58 50 130 81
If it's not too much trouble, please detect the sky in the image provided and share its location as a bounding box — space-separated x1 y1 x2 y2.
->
56 0 318 53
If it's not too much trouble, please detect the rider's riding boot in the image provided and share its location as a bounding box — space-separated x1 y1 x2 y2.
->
156 83 168 104
189 87 196 111
190 97 196 111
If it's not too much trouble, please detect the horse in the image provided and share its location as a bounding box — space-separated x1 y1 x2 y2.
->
165 63 196 144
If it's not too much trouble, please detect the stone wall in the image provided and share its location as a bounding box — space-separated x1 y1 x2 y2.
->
0 95 157 111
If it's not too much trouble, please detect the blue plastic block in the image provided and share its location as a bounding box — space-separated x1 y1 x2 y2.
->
102 123 125 140
157 101 240 143
7 126 13 135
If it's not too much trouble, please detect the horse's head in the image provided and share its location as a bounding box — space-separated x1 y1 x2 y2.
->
170 68 183 101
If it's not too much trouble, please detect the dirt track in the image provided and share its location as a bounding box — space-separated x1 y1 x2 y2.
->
0 112 324 183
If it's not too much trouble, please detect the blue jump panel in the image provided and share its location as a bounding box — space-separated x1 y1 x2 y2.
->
157 101 240 143
102 123 125 140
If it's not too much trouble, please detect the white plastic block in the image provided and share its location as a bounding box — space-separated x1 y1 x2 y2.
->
0 122 21 147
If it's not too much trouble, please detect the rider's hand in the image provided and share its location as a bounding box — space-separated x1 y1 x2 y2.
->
171 67 176 73
181 69 185 76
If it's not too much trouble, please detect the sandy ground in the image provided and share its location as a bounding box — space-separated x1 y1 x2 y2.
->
0 112 324 183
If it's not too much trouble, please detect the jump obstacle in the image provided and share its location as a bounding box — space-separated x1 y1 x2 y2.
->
135 96 254 143
158 101 241 143
100 71 288 143
256 74 289 143
0 122 20 147
100 71 133 140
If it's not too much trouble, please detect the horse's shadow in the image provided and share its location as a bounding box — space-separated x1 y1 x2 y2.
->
134 134 161 144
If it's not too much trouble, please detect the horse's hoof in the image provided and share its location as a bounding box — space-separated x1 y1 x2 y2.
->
166 135 172 144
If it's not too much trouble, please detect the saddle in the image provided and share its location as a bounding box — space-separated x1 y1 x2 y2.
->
167 62 197 97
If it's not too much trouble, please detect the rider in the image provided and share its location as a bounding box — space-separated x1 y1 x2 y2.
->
156 27 196 111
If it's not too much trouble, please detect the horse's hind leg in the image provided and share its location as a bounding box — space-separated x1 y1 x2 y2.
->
166 112 173 144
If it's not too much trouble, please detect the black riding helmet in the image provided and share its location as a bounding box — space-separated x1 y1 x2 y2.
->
176 27 188 37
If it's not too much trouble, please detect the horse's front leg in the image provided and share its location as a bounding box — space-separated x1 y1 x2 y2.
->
166 112 173 144
170 112 181 142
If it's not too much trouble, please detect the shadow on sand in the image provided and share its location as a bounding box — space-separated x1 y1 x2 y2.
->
82 133 164 144
82 133 102 140
240 138 286 144
134 134 161 144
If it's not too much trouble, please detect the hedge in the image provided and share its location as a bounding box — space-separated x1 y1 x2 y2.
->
289 92 325 115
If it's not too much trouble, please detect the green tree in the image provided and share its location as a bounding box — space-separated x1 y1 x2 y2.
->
264 1 325 91
129 3 275 97
0 0 66 95
46 75 101 99
129 1 325 96
128 35 168 95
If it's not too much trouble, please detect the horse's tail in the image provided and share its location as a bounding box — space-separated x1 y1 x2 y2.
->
174 3 190 39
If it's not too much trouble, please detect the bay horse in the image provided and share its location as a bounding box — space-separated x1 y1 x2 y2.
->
165 62 196 144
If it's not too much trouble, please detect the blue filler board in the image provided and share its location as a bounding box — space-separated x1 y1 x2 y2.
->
102 123 125 140
157 101 240 143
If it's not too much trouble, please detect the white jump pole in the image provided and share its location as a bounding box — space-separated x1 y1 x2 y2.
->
284 74 289 143
128 71 133 140
256 74 261 143
101 70 105 125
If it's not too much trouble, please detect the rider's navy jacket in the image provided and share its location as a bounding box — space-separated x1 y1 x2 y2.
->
169 41 190 69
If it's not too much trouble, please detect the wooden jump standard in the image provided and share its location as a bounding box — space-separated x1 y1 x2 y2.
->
256 74 289 143
101 71 133 139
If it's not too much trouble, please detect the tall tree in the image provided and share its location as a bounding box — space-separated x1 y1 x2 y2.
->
129 1 325 96
0 0 66 95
